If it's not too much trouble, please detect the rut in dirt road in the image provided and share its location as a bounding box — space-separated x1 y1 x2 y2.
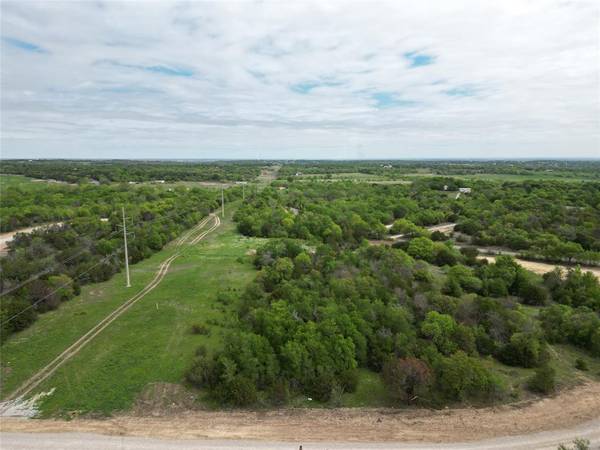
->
0 214 221 411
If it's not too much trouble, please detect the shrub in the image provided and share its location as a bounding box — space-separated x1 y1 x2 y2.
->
328 383 344 407
218 375 258 406
270 379 290 406
435 351 504 402
499 332 545 368
382 357 432 404
338 369 359 393
430 231 447 241
186 356 217 388
190 323 210 335
575 358 589 371
308 372 337 402
557 438 591 450
528 364 556 394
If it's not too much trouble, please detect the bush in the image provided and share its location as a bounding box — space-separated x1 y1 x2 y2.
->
218 375 258 406
308 372 337 402
186 356 217 388
528 364 556 394
558 438 591 450
499 332 545 368
575 358 589 371
190 323 210 335
430 231 447 241
382 357 432 404
338 369 359 393
269 379 290 406
328 383 345 407
435 351 504 402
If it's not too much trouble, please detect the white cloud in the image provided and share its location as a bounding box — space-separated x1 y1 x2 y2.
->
1 0 598 159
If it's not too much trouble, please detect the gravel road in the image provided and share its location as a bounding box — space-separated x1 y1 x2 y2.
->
1 418 599 450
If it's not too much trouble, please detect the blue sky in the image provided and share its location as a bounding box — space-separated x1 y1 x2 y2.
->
1 0 598 159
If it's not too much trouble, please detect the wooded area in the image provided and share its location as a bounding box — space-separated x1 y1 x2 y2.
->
186 177 600 406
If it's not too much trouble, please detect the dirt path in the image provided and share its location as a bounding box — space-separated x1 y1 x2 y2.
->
0 214 221 410
2 420 600 450
481 255 600 281
2 381 599 444
0 223 63 255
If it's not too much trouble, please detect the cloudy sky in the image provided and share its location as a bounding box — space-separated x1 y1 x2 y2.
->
1 0 598 159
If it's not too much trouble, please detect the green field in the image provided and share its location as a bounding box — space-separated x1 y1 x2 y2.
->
0 174 62 192
1 205 265 416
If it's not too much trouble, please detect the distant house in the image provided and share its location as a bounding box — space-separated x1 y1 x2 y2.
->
100 218 109 222
443 185 448 191
90 179 100 185
382 164 392 169
458 187 472 193
153 180 166 184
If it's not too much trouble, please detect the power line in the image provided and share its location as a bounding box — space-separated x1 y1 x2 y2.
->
0 203 208 297
1 248 123 326
1 193 224 325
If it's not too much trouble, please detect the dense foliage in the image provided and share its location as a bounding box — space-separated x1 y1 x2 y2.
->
233 179 600 265
1 160 262 184
453 180 600 265
188 181 600 407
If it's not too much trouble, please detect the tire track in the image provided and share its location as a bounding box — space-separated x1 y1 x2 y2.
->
190 214 220 245
1 214 222 409
175 216 210 247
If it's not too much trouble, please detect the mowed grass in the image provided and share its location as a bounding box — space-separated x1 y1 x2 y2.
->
2 206 265 416
342 369 388 407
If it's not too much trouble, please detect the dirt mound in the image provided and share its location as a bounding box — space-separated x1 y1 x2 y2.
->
131 383 197 417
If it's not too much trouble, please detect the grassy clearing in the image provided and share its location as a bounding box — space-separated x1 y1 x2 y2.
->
0 174 56 192
452 173 598 183
0 250 167 399
342 369 388 407
1 206 265 416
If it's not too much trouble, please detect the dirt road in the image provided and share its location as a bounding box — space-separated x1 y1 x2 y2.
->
481 255 600 281
0 214 221 410
0 223 63 255
1 419 599 450
2 381 599 446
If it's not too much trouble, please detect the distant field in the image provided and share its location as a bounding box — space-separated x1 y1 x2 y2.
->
0 174 59 191
451 172 599 182
290 171 597 183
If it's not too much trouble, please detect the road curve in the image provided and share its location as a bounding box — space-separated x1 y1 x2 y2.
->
0 214 221 409
1 418 599 450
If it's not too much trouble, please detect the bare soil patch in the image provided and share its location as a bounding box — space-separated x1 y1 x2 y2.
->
482 256 600 280
131 383 197 417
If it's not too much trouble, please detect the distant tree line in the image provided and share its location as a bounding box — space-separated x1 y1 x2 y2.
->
0 160 262 185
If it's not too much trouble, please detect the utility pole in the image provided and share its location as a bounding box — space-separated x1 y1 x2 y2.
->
221 187 225 217
122 207 131 288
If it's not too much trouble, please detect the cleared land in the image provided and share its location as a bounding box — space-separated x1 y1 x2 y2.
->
0 206 264 416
